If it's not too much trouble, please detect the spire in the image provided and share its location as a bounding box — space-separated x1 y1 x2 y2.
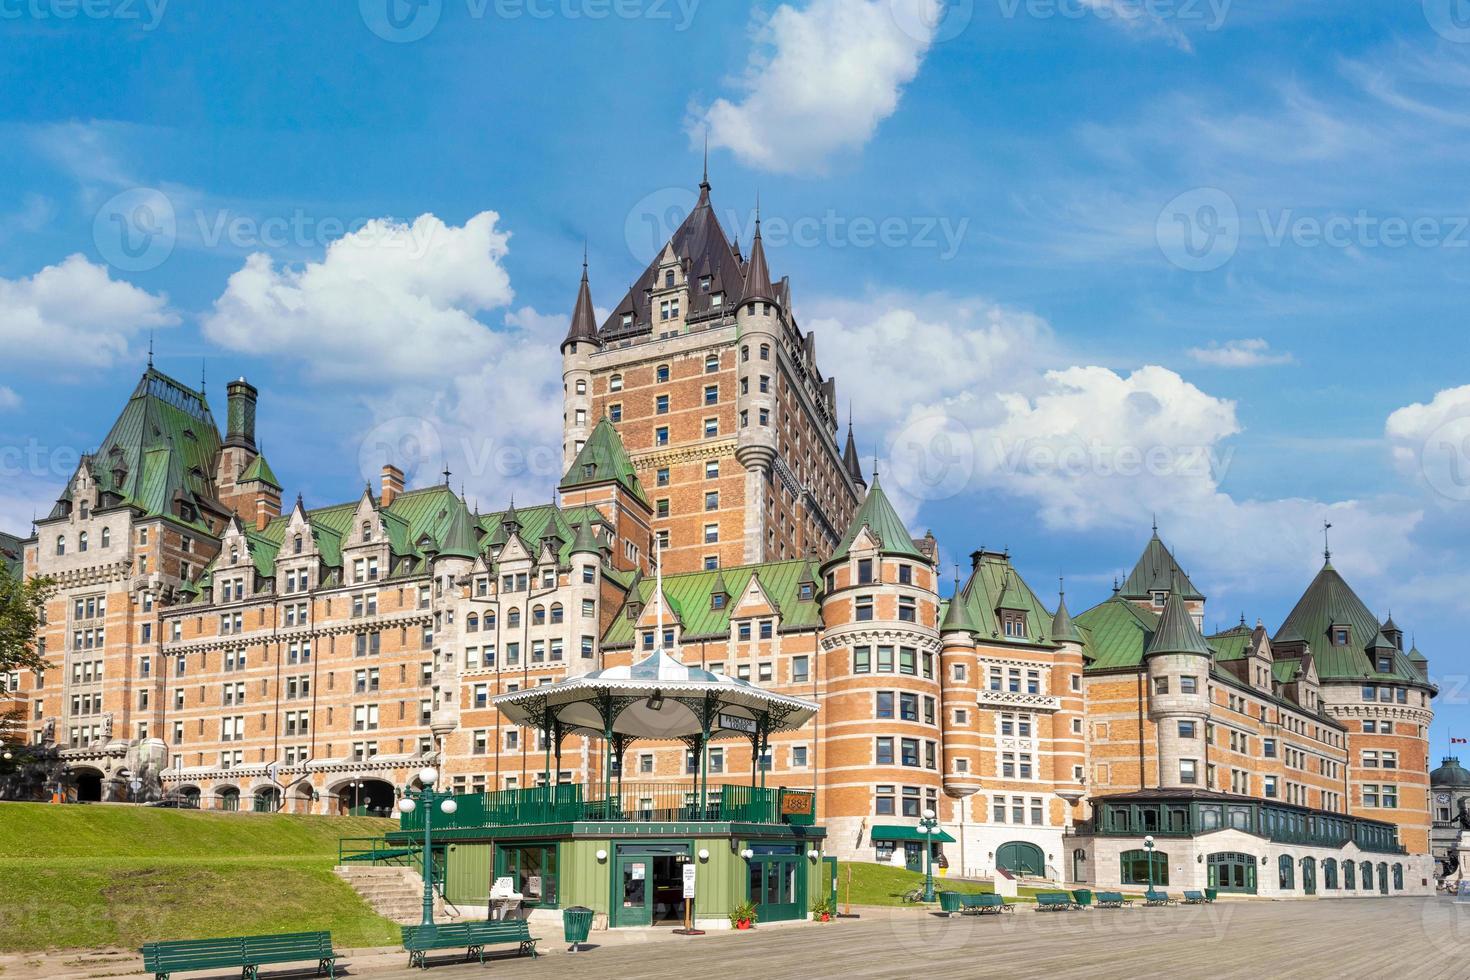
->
701 130 710 192
842 411 865 487
147 331 154 368
829 468 924 563
1322 520 1333 565
940 580 977 634
1145 582 1211 658
437 495 479 560
1051 581 1083 644
562 248 601 351
570 519 600 557
742 198 776 305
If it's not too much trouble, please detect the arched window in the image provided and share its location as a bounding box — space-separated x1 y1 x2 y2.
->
294 534 303 554
741 345 749 362
550 603 564 625
532 605 546 626
486 611 497 631
362 521 373 542
609 373 623 392
1323 858 1338 890
507 608 520 628
1278 855 1294 890
230 547 239 565
759 343 770 360
56 535 65 556
1119 849 1169 886
78 531 88 552
575 379 587 394
1393 864 1404 890
704 354 718 373
1360 861 1373 890
466 613 479 633
100 527 110 548
1344 859 1356 889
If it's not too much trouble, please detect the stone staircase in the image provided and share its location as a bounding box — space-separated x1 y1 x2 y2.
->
335 865 447 925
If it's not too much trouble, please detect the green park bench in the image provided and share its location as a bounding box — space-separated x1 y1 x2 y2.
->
1144 889 1178 907
961 892 1012 915
1095 892 1133 908
401 920 539 969
1182 890 1210 904
140 930 337 980
1036 892 1076 911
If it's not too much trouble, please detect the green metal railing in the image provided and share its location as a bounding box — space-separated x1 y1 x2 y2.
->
338 837 446 888
394 782 817 832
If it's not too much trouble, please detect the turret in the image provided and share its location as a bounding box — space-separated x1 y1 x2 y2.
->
561 254 601 472
939 585 982 797
1050 588 1088 810
1143 584 1213 790
566 520 604 676
734 212 781 563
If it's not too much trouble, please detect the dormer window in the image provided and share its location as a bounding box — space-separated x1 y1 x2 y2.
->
1002 610 1027 638
699 275 711 292
799 582 814 601
857 558 874 584
1333 627 1350 646
620 313 633 329
79 501 89 520
582 463 596 479
293 535 303 554
712 593 726 610
1152 591 1167 608
665 269 675 288
711 292 724 308
1376 654 1393 673
362 521 373 543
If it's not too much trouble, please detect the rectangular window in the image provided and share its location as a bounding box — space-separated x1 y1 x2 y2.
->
875 738 894 765
853 646 871 673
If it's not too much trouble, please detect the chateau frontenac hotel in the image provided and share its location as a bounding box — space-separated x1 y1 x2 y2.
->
3 177 1439 898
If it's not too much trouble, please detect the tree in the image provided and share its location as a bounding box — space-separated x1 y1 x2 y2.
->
0 563 53 675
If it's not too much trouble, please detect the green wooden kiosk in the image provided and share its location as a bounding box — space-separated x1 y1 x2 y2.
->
381 640 826 931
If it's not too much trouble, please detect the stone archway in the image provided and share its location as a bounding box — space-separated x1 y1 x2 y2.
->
333 777 396 817
72 766 104 803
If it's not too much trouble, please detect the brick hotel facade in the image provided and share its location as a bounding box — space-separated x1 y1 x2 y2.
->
2 176 1437 896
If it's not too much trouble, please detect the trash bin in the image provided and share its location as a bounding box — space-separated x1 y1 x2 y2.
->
1071 888 1093 908
1205 888 1218 903
563 906 594 952
937 891 962 916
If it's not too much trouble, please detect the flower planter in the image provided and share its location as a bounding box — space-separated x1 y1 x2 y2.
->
736 920 752 930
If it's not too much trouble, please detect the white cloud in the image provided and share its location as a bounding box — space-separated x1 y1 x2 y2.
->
807 292 1422 597
1385 384 1470 506
0 387 19 410
0 254 178 369
1187 338 1294 368
692 0 938 175
1079 0 1201 52
202 212 514 381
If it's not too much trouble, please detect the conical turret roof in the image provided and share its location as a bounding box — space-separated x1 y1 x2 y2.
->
570 519 601 556
1052 592 1083 644
829 473 923 563
559 418 648 504
941 586 977 634
1145 586 1211 657
842 422 864 486
1120 527 1203 601
437 495 479 560
742 215 776 305
562 256 600 351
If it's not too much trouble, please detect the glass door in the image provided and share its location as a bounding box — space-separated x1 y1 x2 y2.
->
614 855 651 928
1302 857 1316 895
749 855 804 923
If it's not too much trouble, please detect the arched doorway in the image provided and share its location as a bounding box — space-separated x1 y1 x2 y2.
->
253 787 282 813
336 778 396 817
177 786 202 809
1360 861 1373 891
1072 848 1088 884
1323 858 1338 890
996 841 1046 877
1377 863 1388 895
73 767 103 803
217 786 240 811
1301 856 1316 895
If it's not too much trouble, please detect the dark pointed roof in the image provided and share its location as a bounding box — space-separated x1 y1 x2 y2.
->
1120 528 1203 601
569 519 600 556
562 257 600 351
1145 587 1211 657
1052 592 1083 643
603 180 748 337
828 473 924 563
559 418 648 505
842 423 865 486
742 215 776 305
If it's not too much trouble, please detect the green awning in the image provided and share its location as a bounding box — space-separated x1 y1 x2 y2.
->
870 825 957 844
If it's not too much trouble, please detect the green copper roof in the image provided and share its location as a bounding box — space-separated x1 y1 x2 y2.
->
60 368 222 531
559 418 647 505
437 496 480 560
1273 561 1423 684
1145 588 1211 657
0 530 22 578
1207 624 1253 662
239 453 281 490
946 552 1058 647
1272 658 1304 685
1075 596 1160 671
1409 644 1427 663
940 585 978 633
830 473 924 562
1120 530 1203 601
569 517 601 556
602 559 821 647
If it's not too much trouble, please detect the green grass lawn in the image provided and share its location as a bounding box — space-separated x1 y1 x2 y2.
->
0 803 401 952
834 862 1076 907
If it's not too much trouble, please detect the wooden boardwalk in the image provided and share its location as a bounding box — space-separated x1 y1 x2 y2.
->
373 898 1470 980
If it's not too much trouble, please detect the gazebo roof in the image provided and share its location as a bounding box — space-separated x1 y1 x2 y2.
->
491 647 818 741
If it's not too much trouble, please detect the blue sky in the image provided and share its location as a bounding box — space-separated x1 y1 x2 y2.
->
2 0 1468 746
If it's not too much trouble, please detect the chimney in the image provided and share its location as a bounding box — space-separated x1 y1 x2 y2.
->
254 489 281 532
225 378 258 451
381 464 405 507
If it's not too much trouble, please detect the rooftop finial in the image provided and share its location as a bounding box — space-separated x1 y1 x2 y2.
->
1323 520 1333 562
147 331 154 369
1058 574 1065 601
582 238 588 278
701 129 709 189
200 358 206 397
1151 513 1158 535
442 461 451 486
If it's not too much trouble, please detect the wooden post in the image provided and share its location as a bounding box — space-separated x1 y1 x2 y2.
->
844 865 852 916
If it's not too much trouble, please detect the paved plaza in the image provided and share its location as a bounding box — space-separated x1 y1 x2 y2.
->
13 898 1470 980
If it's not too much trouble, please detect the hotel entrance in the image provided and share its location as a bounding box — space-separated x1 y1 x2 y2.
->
1207 852 1258 894
612 843 690 928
